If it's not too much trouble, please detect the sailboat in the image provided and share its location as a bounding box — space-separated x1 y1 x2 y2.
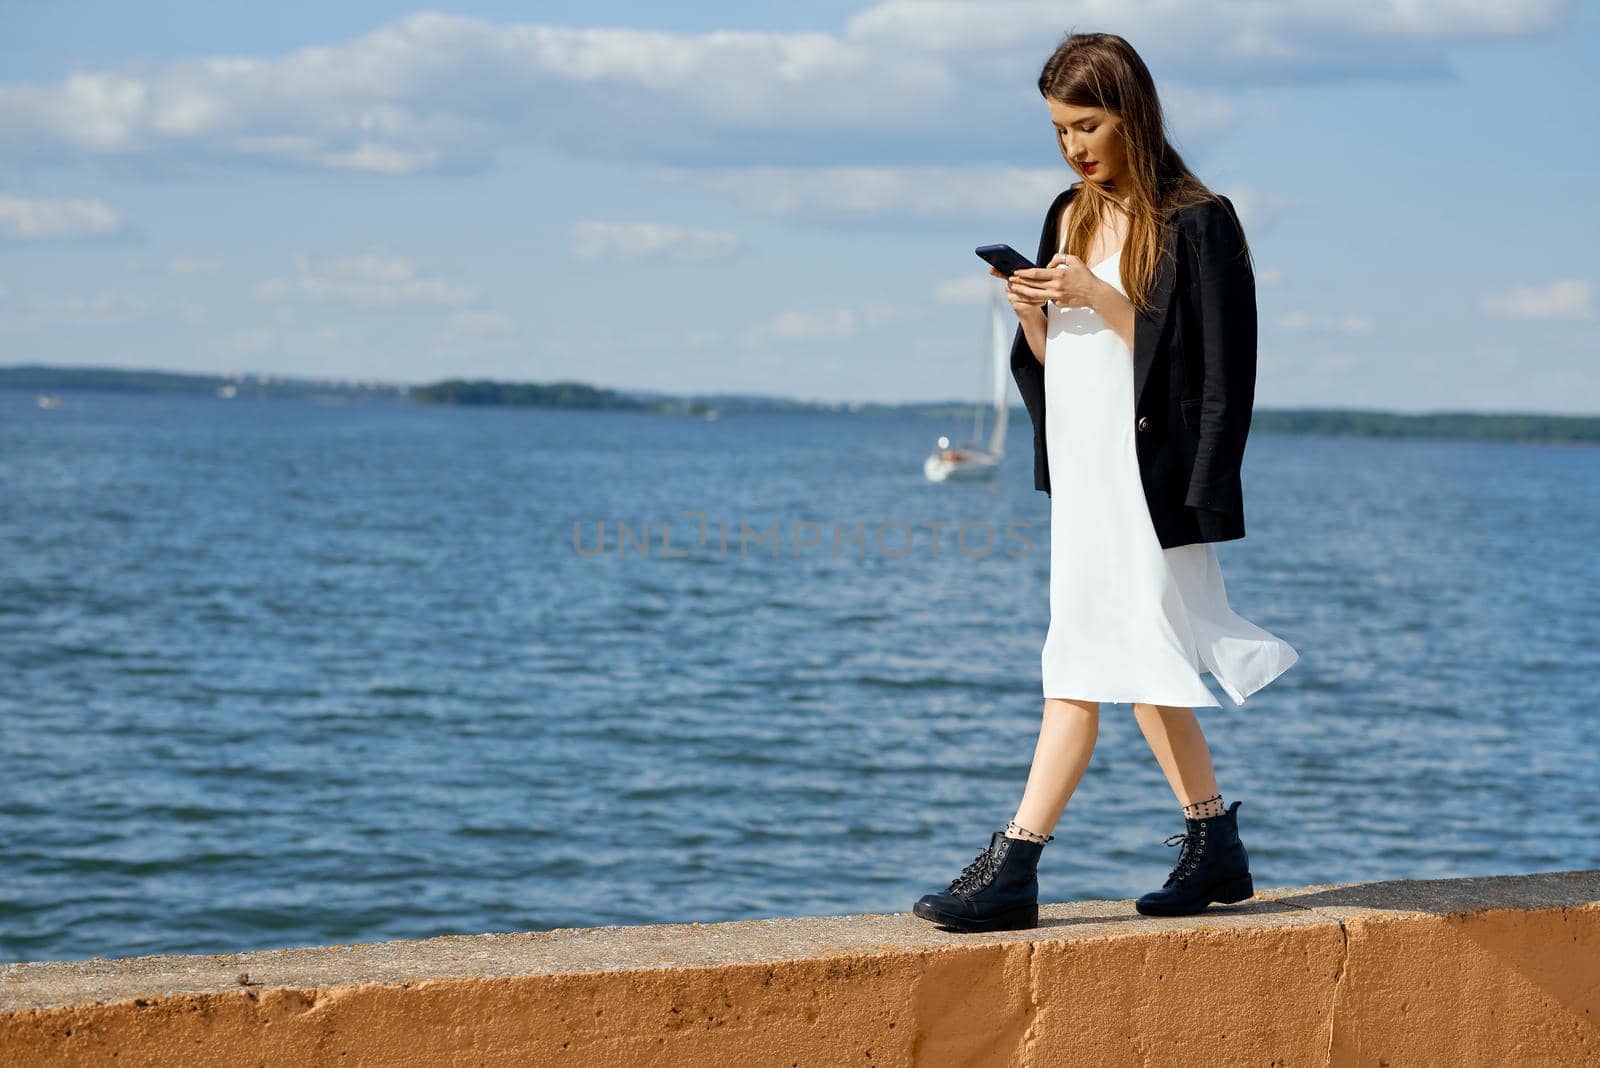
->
923 286 1010 482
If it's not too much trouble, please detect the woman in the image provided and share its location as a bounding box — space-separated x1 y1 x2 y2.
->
913 32 1300 933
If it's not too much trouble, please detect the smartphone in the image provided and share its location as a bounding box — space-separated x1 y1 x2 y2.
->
975 243 1036 277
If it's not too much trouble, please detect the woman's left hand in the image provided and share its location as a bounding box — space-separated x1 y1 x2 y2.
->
1007 253 1104 309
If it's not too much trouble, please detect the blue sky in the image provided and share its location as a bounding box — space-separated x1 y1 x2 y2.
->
2 1 1595 412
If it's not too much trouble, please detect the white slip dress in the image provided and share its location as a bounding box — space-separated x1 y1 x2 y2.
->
1039 240 1300 708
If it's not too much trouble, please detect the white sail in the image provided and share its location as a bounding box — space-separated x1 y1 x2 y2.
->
922 282 1011 483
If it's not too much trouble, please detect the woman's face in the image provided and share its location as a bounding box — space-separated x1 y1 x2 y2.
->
1047 98 1124 190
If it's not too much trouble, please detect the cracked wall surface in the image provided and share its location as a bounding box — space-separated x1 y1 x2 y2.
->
2 871 1596 1066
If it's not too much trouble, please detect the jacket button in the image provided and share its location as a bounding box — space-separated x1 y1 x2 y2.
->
1136 416 1149 431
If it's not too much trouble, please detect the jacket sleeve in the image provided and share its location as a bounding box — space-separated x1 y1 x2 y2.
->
1184 195 1256 514
1010 189 1068 494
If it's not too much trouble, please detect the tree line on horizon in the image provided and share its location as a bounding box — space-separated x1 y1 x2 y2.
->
3 363 1596 443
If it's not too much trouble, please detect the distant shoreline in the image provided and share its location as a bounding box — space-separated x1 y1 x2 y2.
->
5 363 1597 444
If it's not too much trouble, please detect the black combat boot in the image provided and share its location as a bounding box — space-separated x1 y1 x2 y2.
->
1134 799 1254 917
912 830 1048 932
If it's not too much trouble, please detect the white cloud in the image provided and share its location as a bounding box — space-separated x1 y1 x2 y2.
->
1481 279 1592 320
1214 185 1295 233
570 221 741 262
0 290 154 330
430 307 519 362
0 193 123 239
661 164 1064 219
1277 311 1375 333
253 252 475 306
744 307 858 345
842 1 1570 78
0 4 1569 177
740 302 905 346
318 142 440 175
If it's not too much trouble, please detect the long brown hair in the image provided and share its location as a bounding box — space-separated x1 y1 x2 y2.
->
1036 32 1249 313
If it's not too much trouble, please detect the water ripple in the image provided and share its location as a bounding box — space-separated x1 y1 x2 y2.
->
1 389 1596 963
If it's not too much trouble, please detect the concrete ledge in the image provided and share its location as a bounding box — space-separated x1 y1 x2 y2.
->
3 870 1597 1066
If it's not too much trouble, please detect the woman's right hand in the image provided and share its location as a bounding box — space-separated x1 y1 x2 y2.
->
989 266 1046 323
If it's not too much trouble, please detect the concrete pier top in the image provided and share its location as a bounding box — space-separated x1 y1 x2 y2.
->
3 870 1598 1066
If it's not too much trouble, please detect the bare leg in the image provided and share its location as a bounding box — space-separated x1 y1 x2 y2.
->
1007 698 1099 839
1131 703 1222 811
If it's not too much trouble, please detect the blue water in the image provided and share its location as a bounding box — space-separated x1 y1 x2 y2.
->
2 387 1597 964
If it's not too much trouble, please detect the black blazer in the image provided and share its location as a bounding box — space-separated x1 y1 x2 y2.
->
1009 185 1257 549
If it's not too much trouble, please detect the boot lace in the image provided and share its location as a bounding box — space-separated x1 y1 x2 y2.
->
947 845 1002 897
1161 825 1207 887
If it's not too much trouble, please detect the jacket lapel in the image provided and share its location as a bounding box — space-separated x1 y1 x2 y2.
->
1131 227 1178 410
